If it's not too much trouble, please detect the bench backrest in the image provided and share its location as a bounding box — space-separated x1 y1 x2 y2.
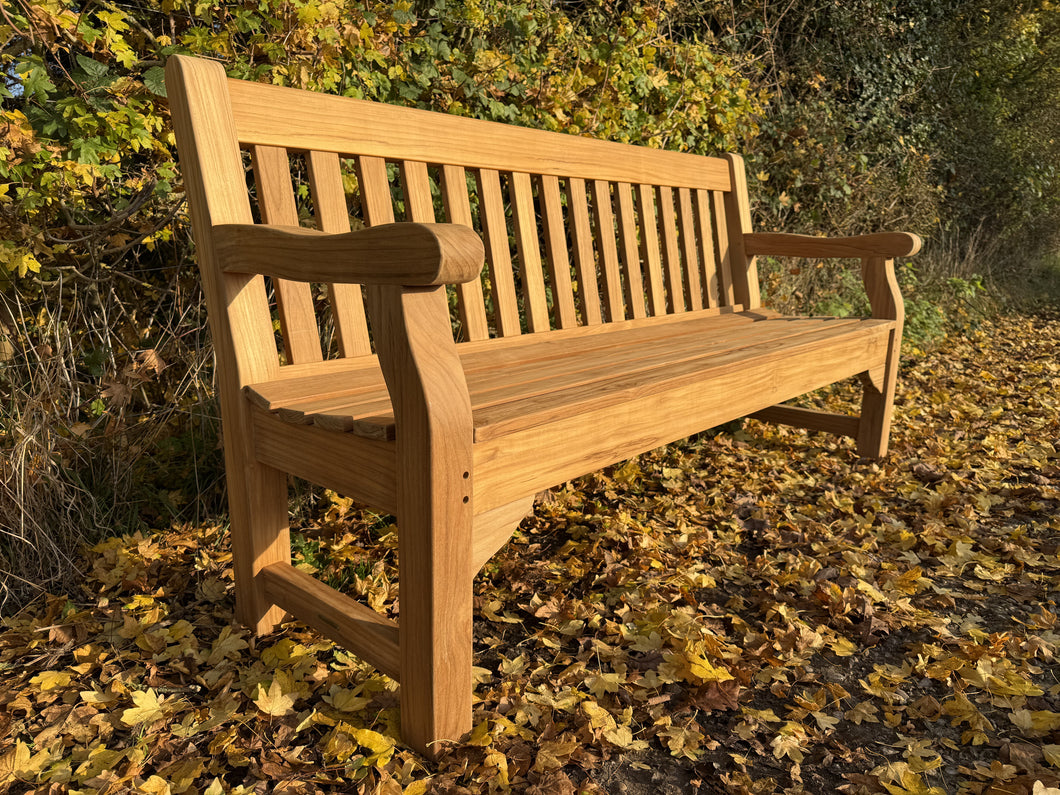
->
167 56 760 384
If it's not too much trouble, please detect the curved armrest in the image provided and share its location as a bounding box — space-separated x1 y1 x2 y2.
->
214 222 485 286
743 232 922 259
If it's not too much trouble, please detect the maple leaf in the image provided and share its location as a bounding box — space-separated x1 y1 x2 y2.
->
1011 709 1060 736
204 626 249 666
585 671 623 699
121 688 165 726
770 722 807 763
30 670 72 691
882 771 946 795
1043 745 1060 768
254 680 296 717
351 727 395 768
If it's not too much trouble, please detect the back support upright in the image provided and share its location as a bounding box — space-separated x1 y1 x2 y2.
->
165 55 920 756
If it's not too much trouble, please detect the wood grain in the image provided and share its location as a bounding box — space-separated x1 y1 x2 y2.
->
306 150 372 357
228 78 732 190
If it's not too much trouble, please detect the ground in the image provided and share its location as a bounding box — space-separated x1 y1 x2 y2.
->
2 311 1060 794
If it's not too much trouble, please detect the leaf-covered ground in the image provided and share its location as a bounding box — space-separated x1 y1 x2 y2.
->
3 311 1060 795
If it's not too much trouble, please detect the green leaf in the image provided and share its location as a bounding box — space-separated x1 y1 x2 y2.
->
143 67 167 97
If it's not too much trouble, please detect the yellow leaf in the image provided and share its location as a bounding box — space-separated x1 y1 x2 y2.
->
324 686 370 714
771 722 807 763
830 635 859 657
582 701 617 731
1011 709 1060 736
203 779 225 795
1043 745 1060 768
254 680 296 717
205 626 249 666
585 671 623 699
404 782 430 795
602 724 649 750
882 770 946 795
139 775 172 795
121 688 165 726
30 671 72 691
352 727 395 768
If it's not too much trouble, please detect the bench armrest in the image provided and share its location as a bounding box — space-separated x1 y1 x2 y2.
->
743 232 922 259
214 222 485 286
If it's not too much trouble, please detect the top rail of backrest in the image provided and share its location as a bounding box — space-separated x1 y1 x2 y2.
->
226 79 733 192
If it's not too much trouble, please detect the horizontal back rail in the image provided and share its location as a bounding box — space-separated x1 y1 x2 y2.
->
228 79 732 191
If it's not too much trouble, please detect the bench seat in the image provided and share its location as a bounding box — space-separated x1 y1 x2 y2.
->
246 310 892 444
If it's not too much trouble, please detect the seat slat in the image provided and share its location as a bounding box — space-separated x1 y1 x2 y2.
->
567 178 603 326
657 186 685 313
694 189 720 308
590 180 626 323
306 150 372 357
440 165 490 342
251 145 323 364
678 188 704 311
538 175 578 329
509 172 550 333
477 168 522 337
615 183 647 320
636 184 667 316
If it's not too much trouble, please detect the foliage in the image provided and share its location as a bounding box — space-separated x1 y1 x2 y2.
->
0 0 760 607
2 312 1060 792
666 0 1060 312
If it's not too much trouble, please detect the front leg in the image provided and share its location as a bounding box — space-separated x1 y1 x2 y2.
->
369 284 475 756
857 256 904 457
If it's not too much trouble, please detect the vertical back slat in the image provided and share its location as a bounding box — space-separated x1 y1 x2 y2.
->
656 186 685 313
306 150 371 357
711 191 736 307
509 172 550 333
357 155 396 226
400 160 436 223
251 145 323 363
538 175 578 329
567 178 603 326
589 180 626 322
476 169 522 337
694 190 720 309
636 184 666 316
678 188 704 311
614 183 646 319
440 165 490 342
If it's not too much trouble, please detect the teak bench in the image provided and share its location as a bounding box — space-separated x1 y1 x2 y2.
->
166 55 920 756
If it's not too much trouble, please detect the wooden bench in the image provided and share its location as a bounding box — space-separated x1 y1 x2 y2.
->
165 55 920 756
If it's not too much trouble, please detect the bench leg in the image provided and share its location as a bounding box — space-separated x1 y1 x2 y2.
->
856 332 901 458
857 256 904 459
369 285 477 757
229 453 291 635
398 481 474 757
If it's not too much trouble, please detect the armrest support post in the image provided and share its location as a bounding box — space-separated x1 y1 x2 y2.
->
861 256 904 324
366 283 475 752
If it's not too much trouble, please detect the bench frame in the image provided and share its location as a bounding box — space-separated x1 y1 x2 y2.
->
166 55 919 756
